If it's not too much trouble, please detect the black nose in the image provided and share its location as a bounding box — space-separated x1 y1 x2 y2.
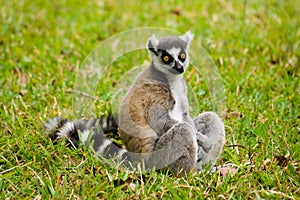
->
174 61 184 74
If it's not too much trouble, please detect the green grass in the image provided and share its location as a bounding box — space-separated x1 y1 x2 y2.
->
1 0 299 199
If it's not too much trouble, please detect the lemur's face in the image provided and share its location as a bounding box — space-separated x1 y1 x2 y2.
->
157 46 187 75
147 32 193 75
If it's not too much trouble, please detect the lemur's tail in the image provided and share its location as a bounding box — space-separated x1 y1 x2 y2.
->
43 116 183 172
43 116 130 161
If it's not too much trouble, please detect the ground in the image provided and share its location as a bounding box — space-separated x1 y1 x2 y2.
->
0 0 299 199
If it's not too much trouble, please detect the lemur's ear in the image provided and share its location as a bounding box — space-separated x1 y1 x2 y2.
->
147 34 159 56
179 31 194 48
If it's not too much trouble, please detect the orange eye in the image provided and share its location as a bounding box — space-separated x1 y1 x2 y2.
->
163 56 169 62
180 54 186 59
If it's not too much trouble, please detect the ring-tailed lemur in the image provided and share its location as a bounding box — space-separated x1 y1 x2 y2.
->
44 32 225 175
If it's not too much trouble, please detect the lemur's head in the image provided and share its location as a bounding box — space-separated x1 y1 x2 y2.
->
147 31 193 75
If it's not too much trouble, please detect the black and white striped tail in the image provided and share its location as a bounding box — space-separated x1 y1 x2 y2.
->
43 116 130 161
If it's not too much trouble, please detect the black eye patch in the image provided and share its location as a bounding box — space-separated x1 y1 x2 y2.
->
178 50 186 62
161 52 174 64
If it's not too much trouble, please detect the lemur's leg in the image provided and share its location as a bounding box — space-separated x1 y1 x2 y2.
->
193 112 225 171
151 122 197 175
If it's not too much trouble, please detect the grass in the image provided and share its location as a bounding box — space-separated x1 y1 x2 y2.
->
0 0 299 199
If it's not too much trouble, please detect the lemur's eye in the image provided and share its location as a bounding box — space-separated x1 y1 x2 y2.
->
161 52 173 64
163 56 169 62
179 53 186 61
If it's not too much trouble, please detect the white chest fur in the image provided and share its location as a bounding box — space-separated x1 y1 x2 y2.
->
168 77 185 122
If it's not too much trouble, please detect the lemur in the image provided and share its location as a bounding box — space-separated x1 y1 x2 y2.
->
44 32 225 175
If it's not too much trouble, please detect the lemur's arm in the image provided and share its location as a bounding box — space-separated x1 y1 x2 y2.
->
148 104 178 136
181 95 213 152
184 113 212 152
149 102 212 152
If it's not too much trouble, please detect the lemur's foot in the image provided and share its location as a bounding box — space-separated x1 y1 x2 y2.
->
154 122 197 175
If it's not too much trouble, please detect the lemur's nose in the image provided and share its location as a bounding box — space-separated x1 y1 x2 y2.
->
174 61 184 74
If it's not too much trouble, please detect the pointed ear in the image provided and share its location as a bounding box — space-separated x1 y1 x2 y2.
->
147 34 159 56
179 31 194 48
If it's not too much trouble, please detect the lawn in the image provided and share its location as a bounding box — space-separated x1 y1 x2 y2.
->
0 0 299 199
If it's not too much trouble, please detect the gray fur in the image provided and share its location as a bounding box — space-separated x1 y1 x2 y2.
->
194 112 225 170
